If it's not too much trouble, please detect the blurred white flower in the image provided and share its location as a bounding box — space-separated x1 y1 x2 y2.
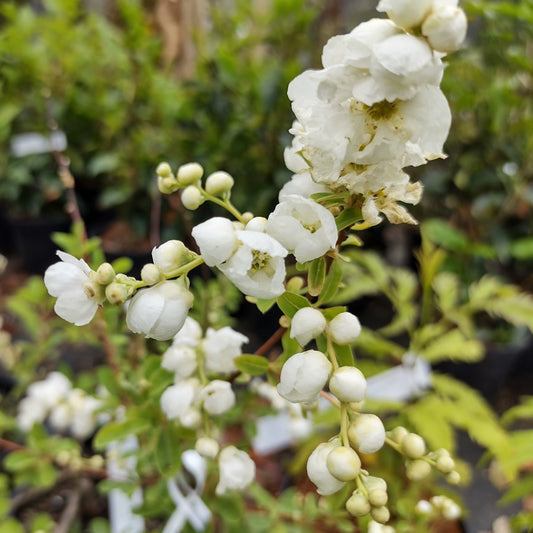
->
44 251 101 326
267 195 338 263
160 379 200 422
161 345 198 381
202 326 249 375
201 380 235 415
277 350 332 403
126 280 193 341
171 316 203 348
216 446 256 495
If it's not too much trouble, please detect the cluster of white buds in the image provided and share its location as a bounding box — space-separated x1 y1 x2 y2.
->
416 495 462 520
17 372 101 440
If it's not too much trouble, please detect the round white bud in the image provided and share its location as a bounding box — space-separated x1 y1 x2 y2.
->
422 5 468 53
328 312 362 345
156 162 173 178
181 186 204 210
446 471 461 485
152 240 188 274
368 489 388 508
329 366 367 403
436 455 455 474
389 426 409 445
401 433 426 459
205 171 234 196
326 446 361 481
141 263 162 286
363 476 387 493
377 0 433 28
195 437 220 459
346 491 371 517
348 414 386 454
406 459 432 481
177 162 204 185
245 216 268 233
290 307 327 346
105 282 129 305
158 176 178 194
241 212 254 224
370 506 390 524
95 262 115 285
307 441 346 496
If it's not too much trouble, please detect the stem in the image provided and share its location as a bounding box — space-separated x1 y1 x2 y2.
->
202 191 244 223
340 403 350 447
255 326 285 358
95 308 121 378
163 255 205 279
326 334 339 371
320 390 340 408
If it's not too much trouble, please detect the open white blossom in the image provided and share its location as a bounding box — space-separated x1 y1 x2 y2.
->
44 251 101 326
218 230 288 299
171 316 203 348
216 446 256 495
202 326 249 375
191 217 239 267
277 350 332 403
161 345 198 381
160 378 200 422
266 195 338 263
307 441 346 495
126 280 193 341
201 380 235 415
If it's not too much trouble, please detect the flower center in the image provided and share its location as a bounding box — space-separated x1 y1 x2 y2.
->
364 100 398 121
250 250 271 273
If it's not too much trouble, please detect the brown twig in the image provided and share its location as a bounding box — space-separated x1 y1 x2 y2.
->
0 437 24 452
255 326 286 358
54 478 91 533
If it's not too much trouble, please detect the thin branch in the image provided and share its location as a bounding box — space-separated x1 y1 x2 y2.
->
255 326 286 358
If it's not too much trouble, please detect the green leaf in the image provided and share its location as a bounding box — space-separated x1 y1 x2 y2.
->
0 517 25 533
500 473 533 505
234 354 269 376
510 237 533 260
433 272 461 312
277 291 310 318
333 343 354 367
308 256 326 297
111 256 134 275
256 297 277 314
317 260 343 305
422 218 469 252
335 207 361 231
93 417 152 450
419 329 484 364
155 428 182 475
89 517 111 533
3 450 39 472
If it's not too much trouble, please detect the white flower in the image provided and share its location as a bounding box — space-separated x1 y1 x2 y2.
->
161 345 198 381
26 371 72 409
368 520 396 533
329 366 367 403
377 0 433 29
201 380 235 415
44 251 101 326
172 316 203 348
195 437 220 459
307 441 346 495
202 326 249 375
266 195 338 263
151 240 187 275
328 312 362 345
126 280 193 341
17 396 48 432
290 307 327 346
278 172 330 201
216 446 256 495
277 350 332 403
70 395 100 440
219 230 288 299
160 379 200 421
422 4 468 53
191 217 239 267
348 414 386 454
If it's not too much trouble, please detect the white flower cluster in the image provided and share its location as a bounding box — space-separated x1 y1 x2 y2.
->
17 371 100 440
285 0 467 226
416 495 462 520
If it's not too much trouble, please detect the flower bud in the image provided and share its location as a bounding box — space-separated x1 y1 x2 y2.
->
286 276 305 292
422 5 468 53
368 489 388 508
158 176 178 194
290 307 327 346
277 350 332 403
195 437 220 459
363 476 387 493
177 162 204 185
329 366 367 403
389 426 409 445
205 171 234 196
348 414 386 454
370 506 390 524
105 282 129 305
436 455 455 474
152 240 188 274
181 186 204 210
328 312 362 345
156 162 173 178
307 441 346 495
346 491 371 517
446 471 461 485
377 0 433 28
406 459 431 481
245 216 268 233
201 380 235 415
216 446 255 495
326 446 361 481
96 262 116 285
181 407 202 429
401 433 426 459
241 211 254 224
141 263 162 286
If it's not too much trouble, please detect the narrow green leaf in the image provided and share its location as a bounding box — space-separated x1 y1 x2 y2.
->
333 343 354 367
317 260 343 305
234 354 269 376
321 306 347 321
277 291 310 318
335 207 362 231
155 428 181 475
3 450 39 472
93 418 152 450
308 257 326 297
